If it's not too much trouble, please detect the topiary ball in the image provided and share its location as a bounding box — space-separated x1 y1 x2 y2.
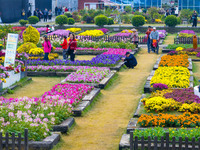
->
23 26 40 44
55 15 68 25
94 15 108 27
68 18 75 25
165 15 178 27
17 42 37 53
131 15 145 27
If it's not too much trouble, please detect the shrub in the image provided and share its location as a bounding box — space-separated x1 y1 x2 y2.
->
19 19 28 26
55 15 68 25
72 11 81 22
125 6 132 13
17 42 37 53
148 7 159 19
107 18 114 25
131 15 145 27
165 15 177 27
23 26 40 44
28 16 39 24
67 18 75 25
82 14 89 21
180 9 194 21
64 12 72 18
80 9 87 16
86 16 93 23
153 13 161 19
177 17 181 24
122 15 130 23
94 15 108 27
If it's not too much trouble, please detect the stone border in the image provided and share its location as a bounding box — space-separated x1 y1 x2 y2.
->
61 71 116 89
162 48 175 53
73 88 101 116
52 117 75 133
133 94 146 118
144 70 194 93
153 58 193 71
0 78 32 96
28 133 60 150
119 134 130 150
27 71 71 77
110 62 125 71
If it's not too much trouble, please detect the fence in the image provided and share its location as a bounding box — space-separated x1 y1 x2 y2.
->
130 131 200 150
47 34 147 43
0 128 28 150
174 37 200 44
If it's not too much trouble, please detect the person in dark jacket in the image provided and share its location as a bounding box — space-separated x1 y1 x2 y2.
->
60 36 68 60
27 10 32 18
55 6 58 16
122 52 137 69
68 33 77 61
192 11 198 27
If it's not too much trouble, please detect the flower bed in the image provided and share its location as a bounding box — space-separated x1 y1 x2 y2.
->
79 30 104 37
150 66 190 88
27 54 122 67
64 67 110 83
180 30 195 35
97 28 109 34
0 83 93 141
141 88 200 113
158 54 189 67
121 30 133 33
113 32 131 37
48 30 70 37
176 47 200 56
133 127 200 141
166 44 196 50
138 112 200 128
66 28 81 33
37 27 46 33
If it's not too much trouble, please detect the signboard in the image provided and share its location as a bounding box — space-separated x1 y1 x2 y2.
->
4 33 18 67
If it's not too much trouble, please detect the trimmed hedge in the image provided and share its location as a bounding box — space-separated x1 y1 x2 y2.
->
68 18 75 25
19 19 28 26
108 18 114 25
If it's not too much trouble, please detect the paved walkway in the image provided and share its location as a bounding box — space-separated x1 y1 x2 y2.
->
57 49 160 150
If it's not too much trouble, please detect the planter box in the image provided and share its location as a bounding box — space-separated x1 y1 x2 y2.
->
73 88 101 116
110 62 125 71
162 47 175 53
27 71 71 77
52 117 75 133
153 58 193 71
3 71 21 89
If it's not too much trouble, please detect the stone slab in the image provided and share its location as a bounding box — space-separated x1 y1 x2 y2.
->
27 71 71 77
28 133 60 150
119 134 130 150
133 94 146 118
99 71 116 89
127 118 138 134
52 117 75 133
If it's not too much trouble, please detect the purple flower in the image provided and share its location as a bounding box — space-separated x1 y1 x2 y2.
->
153 83 168 91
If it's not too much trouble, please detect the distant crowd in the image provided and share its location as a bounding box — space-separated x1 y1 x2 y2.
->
21 6 70 22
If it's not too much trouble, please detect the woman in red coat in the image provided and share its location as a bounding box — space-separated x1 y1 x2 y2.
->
60 36 68 60
68 33 77 61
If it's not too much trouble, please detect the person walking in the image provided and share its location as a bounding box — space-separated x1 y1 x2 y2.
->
192 11 198 27
146 26 153 53
122 52 137 69
175 6 179 17
33 10 38 16
43 8 48 22
166 10 170 17
131 29 138 48
68 33 77 61
60 36 68 60
21 9 25 19
65 7 68 12
171 6 175 15
55 6 58 16
150 27 159 54
48 10 52 20
42 35 51 60
27 10 32 18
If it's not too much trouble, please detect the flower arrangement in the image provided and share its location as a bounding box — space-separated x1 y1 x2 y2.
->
158 54 189 67
65 67 110 83
179 33 193 38
12 26 26 31
36 27 46 33
180 30 195 35
29 48 44 55
48 30 70 37
167 51 178 55
175 47 184 51
113 32 131 37
79 30 104 37
66 28 81 33
150 66 190 88
16 52 29 60
133 127 200 141
155 19 162 23
138 112 200 127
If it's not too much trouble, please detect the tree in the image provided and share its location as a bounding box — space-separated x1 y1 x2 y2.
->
147 7 159 19
125 6 132 13
180 9 194 23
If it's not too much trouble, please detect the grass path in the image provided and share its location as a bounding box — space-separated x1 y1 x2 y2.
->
4 77 65 98
164 34 176 45
57 49 160 150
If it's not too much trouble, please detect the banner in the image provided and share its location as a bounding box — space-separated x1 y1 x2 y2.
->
4 33 18 67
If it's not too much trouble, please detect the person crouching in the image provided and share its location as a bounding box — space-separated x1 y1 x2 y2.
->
122 52 137 69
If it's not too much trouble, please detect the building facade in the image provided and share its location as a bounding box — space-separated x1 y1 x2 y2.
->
78 0 104 10
57 0 78 12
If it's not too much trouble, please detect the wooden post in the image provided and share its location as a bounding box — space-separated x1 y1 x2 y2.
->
11 133 15 150
141 136 145 150
193 35 197 49
179 137 182 150
154 136 158 150
5 132 9 150
166 132 169 150
18 133 21 150
130 131 133 150
0 132 2 150
172 137 176 150
24 129 28 150
148 136 151 150
192 137 195 149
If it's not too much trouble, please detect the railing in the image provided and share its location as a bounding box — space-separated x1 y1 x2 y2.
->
0 128 28 150
47 34 147 43
174 37 200 44
130 131 200 150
